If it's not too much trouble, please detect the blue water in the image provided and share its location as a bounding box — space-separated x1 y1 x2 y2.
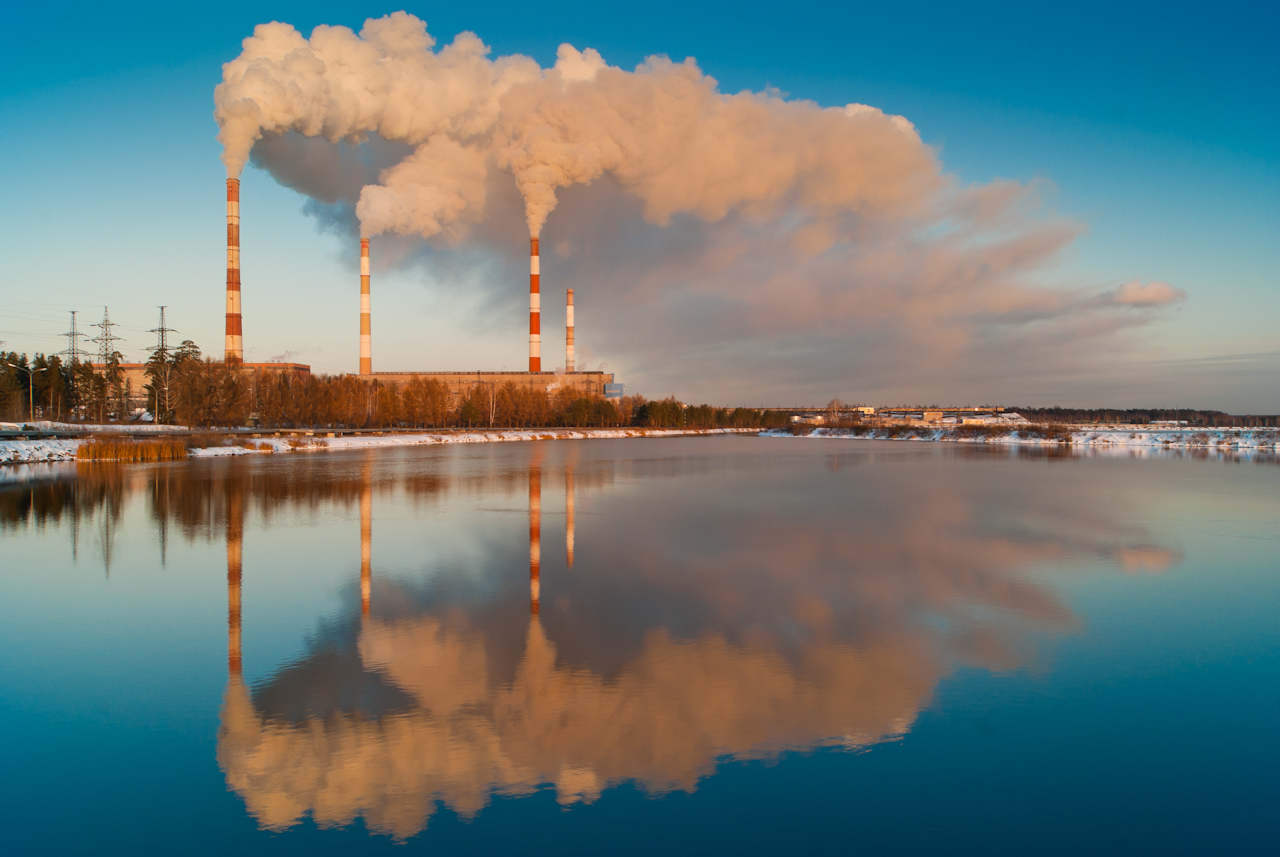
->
1 437 1277 855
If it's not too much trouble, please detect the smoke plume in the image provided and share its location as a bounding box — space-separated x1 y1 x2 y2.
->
215 13 1185 399
214 13 944 240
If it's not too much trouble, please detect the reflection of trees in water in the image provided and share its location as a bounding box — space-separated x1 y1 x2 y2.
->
1 454 613 555
0 463 131 572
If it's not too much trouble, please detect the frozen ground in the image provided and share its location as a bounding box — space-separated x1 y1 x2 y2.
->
188 427 754 457
1 427 754 464
5 424 1277 465
0 439 82 464
0 421 186 434
763 426 1280 453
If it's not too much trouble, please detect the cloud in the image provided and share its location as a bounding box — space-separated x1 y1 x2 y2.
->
1098 280 1187 307
216 13 1188 402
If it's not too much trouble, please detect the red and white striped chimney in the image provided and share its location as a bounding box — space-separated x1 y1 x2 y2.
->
225 179 243 363
359 238 371 375
566 288 574 373
529 237 541 372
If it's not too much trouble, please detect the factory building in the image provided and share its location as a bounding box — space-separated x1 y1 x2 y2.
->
360 370 613 401
343 233 618 396
225 179 620 394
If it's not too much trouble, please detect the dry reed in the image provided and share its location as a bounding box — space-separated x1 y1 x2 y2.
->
77 437 191 462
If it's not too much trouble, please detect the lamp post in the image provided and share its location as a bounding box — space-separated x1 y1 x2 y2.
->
6 363 46 422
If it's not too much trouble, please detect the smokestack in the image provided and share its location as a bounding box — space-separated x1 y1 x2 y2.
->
529 237 540 372
530 465 541 615
566 288 574 373
225 179 243 364
359 238 371 375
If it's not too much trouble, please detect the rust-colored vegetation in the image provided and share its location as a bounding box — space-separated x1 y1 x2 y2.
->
76 436 191 462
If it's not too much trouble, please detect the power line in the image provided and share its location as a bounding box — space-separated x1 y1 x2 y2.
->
91 307 125 365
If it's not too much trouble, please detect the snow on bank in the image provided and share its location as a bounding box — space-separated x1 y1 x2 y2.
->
2 427 752 464
761 426 1280 452
7 424 1276 466
189 428 753 457
0 421 187 434
0 438 82 464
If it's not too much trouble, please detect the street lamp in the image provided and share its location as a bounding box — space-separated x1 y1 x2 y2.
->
6 363 46 422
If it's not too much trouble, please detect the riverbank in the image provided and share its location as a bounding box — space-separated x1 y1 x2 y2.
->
0 427 757 464
763 426 1280 452
7 423 1278 465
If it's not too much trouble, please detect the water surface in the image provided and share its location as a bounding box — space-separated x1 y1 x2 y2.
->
2 437 1277 854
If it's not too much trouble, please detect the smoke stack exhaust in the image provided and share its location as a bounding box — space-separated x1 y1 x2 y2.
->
225 179 243 363
359 238 371 375
566 288 574 372
529 237 540 372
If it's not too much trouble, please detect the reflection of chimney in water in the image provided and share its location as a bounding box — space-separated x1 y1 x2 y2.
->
227 490 244 677
530 464 541 614
565 466 575 569
360 462 372 615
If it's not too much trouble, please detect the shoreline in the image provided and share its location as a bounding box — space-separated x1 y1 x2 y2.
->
4 423 1278 466
0 427 757 465
762 426 1280 452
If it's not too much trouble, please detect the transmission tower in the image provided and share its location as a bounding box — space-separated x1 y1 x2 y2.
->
148 306 175 360
91 307 124 366
60 311 91 364
148 306 178 421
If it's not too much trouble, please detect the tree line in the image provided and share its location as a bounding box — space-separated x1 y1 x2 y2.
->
1009 406 1279 428
2 346 788 430
1 341 200 424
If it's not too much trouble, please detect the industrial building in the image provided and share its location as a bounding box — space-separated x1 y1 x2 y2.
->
222 179 618 398
359 370 614 400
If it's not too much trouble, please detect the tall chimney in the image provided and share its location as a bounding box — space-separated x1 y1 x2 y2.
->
566 288 575 373
359 238 372 375
225 179 243 364
529 237 541 372
530 465 541 615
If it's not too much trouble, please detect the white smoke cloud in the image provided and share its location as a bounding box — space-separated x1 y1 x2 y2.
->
215 13 946 239
215 13 1185 400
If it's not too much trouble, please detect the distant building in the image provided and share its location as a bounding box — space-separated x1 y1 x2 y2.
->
360 371 613 407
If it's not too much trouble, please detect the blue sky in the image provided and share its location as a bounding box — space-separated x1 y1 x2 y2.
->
0 1 1275 409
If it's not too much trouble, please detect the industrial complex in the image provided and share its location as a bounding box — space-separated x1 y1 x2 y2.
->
221 179 619 403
